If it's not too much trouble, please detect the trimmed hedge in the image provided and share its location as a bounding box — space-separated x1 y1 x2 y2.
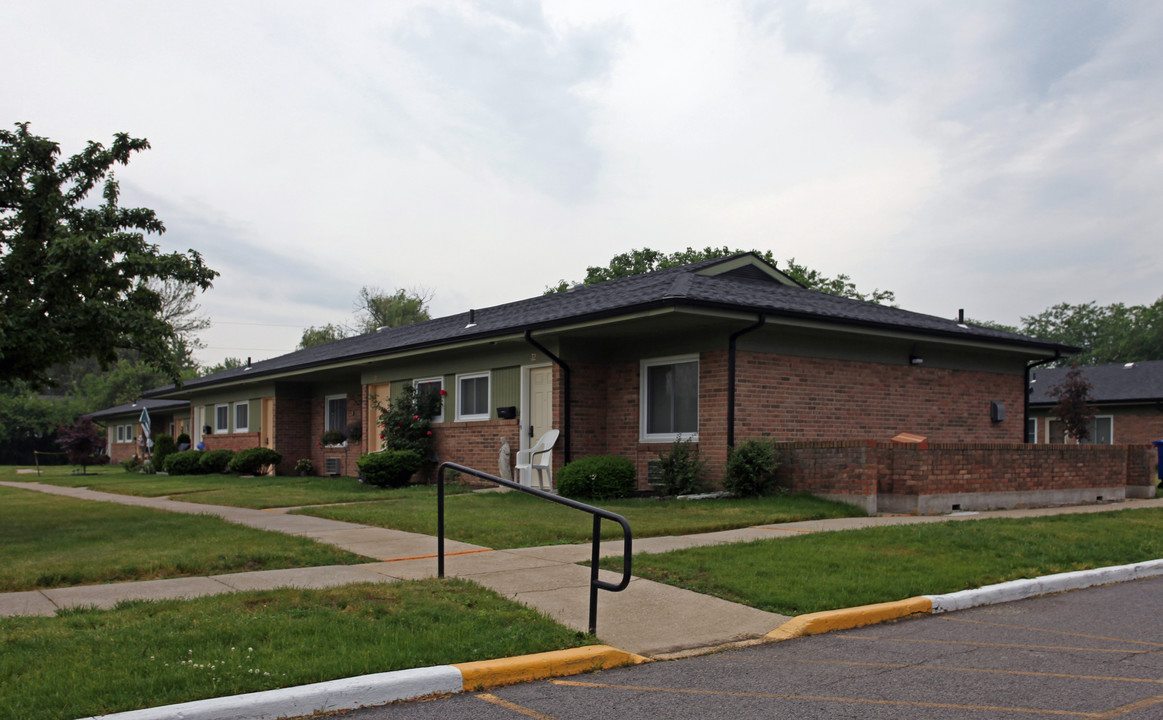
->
199 449 235 474
556 455 636 500
724 439 781 497
152 434 177 472
163 450 204 475
228 447 283 475
357 450 422 488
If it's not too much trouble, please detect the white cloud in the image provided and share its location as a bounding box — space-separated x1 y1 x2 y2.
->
4 0 1161 363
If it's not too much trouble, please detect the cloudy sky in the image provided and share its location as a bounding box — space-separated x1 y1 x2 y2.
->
5 0 1161 366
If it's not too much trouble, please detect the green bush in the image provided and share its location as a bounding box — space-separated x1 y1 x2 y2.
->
724 439 781 497
228 447 283 475
121 456 142 472
199 449 235 474
556 455 637 500
175 432 191 448
163 450 204 475
152 434 177 472
358 450 422 488
656 437 706 496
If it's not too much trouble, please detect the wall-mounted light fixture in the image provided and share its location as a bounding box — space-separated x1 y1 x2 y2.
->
909 354 924 365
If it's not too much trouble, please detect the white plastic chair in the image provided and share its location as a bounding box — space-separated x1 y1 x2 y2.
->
515 429 559 491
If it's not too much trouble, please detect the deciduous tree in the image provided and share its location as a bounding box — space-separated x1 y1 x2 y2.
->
0 124 218 388
547 246 895 304
1049 364 1096 443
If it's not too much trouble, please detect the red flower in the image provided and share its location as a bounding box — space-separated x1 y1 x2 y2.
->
412 415 419 420
426 430 432 436
379 433 385 439
439 389 447 396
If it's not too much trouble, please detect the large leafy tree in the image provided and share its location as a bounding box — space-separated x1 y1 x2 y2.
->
298 286 433 350
1019 298 1163 365
0 123 217 388
547 246 896 304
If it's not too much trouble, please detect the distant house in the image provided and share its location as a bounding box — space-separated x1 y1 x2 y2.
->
145 253 1073 499
88 399 191 464
1028 360 1163 445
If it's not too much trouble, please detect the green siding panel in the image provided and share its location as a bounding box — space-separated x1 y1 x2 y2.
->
492 367 520 418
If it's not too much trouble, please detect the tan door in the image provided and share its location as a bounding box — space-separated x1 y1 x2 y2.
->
528 366 553 448
262 398 276 448
368 383 391 450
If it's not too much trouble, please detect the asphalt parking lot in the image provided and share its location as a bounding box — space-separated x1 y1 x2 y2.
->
349 575 1163 719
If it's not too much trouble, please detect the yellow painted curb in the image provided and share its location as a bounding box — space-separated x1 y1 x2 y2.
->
453 645 649 691
765 597 933 641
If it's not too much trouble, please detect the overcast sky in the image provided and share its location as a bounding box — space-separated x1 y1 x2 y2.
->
5 0 1161 366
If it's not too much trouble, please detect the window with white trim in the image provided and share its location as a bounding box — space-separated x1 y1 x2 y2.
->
325 395 347 432
235 402 249 433
117 425 125 443
641 356 699 441
215 405 229 433
1049 416 1114 444
414 378 445 423
1026 417 1037 444
456 373 490 421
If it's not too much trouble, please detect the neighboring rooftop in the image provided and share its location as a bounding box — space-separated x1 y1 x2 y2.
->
148 253 1074 396
1030 360 1163 404
87 398 190 421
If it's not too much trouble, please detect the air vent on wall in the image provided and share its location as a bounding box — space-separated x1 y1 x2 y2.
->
325 457 342 476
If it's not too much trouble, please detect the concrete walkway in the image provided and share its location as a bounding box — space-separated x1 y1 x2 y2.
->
3 480 1162 656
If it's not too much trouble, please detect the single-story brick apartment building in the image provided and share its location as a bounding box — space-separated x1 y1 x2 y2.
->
1028 359 1163 446
88 398 190 465
144 253 1157 513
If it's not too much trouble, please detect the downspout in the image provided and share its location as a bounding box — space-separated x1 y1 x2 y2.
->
728 314 766 449
1024 352 1060 443
524 331 571 464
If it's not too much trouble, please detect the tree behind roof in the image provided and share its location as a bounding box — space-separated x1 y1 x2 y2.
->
545 246 895 304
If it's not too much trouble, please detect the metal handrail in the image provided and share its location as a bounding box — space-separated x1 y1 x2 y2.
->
437 461 633 635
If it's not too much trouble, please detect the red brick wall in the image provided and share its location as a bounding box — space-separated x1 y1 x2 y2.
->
273 393 313 475
774 440 1153 499
308 389 363 476
1111 411 1163 445
202 432 261 452
431 418 522 480
734 352 1025 443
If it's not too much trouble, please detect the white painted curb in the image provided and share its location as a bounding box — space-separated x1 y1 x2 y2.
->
81 665 464 720
926 559 1163 614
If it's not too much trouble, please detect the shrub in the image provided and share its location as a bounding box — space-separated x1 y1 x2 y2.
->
121 455 142 472
175 432 191 448
656 437 706 496
152 434 177 472
378 384 441 459
199 449 235 474
228 447 283 475
557 455 636 501
294 458 314 476
163 450 204 475
358 450 422 488
724 439 781 497
55 417 105 473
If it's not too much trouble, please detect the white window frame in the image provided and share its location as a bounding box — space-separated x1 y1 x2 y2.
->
456 372 491 422
325 394 347 432
215 404 230 433
640 355 700 442
235 401 249 433
1088 415 1114 445
414 377 445 423
1026 417 1037 444
116 425 125 443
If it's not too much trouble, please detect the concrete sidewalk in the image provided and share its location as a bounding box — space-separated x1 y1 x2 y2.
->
3 480 1162 657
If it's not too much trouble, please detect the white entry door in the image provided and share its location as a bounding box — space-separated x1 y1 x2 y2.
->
523 365 554 486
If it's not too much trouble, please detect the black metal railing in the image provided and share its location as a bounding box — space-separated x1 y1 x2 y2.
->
437 461 632 635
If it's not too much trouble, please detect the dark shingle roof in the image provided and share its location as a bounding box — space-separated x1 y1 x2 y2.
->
1029 360 1163 404
151 254 1073 396
88 398 190 420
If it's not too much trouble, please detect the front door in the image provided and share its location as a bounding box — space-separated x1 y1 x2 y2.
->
523 366 554 485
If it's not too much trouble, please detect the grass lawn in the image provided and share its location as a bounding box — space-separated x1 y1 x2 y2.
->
602 507 1163 615
0 579 594 720
296 490 866 549
0 485 365 592
1 463 417 508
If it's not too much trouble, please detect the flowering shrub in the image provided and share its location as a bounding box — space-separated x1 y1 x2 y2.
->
294 458 313 475
378 384 442 459
320 429 347 446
